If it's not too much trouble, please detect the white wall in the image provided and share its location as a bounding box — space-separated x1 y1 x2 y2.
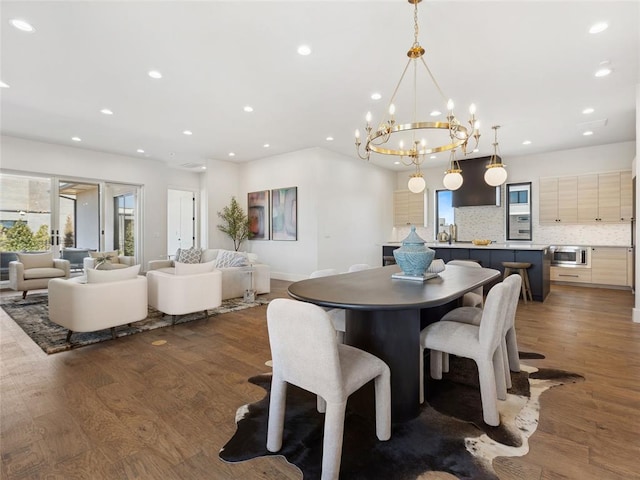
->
397 141 636 247
202 158 241 250
238 147 396 281
0 135 202 268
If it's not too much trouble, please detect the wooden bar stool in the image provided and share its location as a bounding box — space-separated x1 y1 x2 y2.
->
502 261 533 304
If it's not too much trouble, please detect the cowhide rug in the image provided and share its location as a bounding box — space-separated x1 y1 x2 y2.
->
219 353 583 480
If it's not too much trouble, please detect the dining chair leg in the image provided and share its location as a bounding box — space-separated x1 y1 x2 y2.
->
374 370 391 441
419 347 425 404
501 339 512 389
267 377 288 453
493 348 507 401
430 349 443 380
322 402 347 480
506 327 521 372
317 395 327 413
477 357 500 426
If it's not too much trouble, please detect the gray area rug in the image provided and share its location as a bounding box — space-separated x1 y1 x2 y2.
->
1 292 269 354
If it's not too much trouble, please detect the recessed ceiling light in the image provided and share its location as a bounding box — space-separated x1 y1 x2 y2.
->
297 45 311 56
100 108 113 115
183 130 193 135
595 67 612 77
148 70 163 79
430 155 436 159
326 136 334 141
201 166 207 170
394 161 401 165
71 136 82 142
0 81 9 88
582 107 595 114
263 144 270 148
10 19 35 33
589 22 608 34
583 130 594 136
228 152 236 157
472 148 480 153
522 140 532 145
137 149 145 153
430 110 442 117
243 106 254 113
371 93 382 100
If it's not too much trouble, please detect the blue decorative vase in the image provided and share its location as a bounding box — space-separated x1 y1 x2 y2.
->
393 226 435 277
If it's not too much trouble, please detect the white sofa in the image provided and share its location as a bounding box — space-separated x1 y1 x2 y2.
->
147 248 270 301
48 268 148 342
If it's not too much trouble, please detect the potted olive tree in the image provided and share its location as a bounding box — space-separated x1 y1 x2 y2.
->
217 197 251 251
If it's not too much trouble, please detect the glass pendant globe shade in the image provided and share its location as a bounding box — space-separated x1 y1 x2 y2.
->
485 166 508 186
407 176 426 193
443 172 463 191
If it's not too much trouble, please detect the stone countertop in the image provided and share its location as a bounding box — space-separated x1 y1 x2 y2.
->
383 242 550 251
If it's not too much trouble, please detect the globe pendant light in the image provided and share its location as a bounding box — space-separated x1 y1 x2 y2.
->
443 149 463 190
484 125 507 186
408 172 426 193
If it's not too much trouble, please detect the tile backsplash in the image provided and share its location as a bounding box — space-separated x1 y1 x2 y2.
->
390 205 633 247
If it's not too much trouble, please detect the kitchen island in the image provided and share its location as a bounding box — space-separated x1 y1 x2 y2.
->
382 242 551 302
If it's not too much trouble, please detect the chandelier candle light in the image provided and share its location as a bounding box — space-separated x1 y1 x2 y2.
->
355 0 481 194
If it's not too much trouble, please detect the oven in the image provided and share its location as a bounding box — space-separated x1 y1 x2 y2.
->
549 246 590 267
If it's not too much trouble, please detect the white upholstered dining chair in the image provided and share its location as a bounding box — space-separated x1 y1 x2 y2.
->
266 298 391 480
446 260 484 307
419 281 510 426
438 274 522 388
309 268 346 342
347 263 371 272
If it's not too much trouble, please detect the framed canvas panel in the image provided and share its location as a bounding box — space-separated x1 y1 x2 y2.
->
271 187 297 241
248 190 270 240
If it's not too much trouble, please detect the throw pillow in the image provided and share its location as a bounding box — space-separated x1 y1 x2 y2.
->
176 247 202 264
16 252 54 269
175 261 216 275
215 250 249 268
86 264 141 284
89 250 120 265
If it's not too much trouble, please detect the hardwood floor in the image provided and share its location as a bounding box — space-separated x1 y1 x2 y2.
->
1 281 639 479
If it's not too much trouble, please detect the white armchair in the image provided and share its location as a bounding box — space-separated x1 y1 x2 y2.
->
146 265 222 324
9 252 70 299
48 267 148 342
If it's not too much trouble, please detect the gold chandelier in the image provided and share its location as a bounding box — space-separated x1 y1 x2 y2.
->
355 0 480 194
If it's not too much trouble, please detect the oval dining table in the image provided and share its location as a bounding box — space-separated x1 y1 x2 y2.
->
287 263 501 422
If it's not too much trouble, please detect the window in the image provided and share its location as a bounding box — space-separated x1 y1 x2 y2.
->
114 193 135 256
435 189 454 237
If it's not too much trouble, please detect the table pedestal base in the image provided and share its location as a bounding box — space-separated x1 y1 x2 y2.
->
346 309 421 423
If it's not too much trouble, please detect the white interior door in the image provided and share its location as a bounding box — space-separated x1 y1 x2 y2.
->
168 189 196 256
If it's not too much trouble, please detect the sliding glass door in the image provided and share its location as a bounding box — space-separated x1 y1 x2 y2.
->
1 171 142 276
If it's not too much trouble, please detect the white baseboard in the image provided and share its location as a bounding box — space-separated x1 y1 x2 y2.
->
633 307 640 323
271 272 308 282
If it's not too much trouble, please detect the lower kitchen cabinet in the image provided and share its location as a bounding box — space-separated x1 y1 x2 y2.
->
591 247 630 287
551 247 633 289
551 267 592 283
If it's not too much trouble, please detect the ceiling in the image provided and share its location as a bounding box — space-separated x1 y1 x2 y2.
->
1 1 638 173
